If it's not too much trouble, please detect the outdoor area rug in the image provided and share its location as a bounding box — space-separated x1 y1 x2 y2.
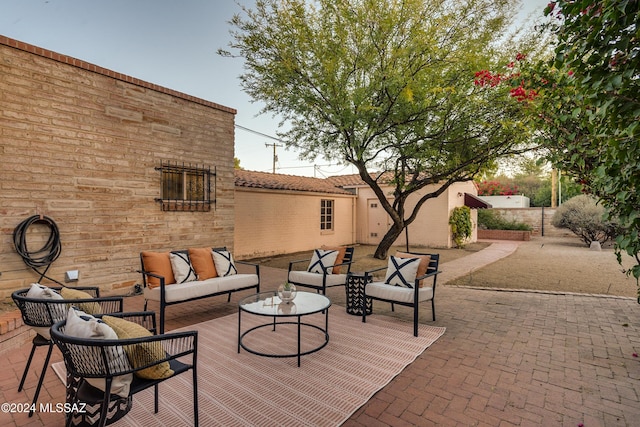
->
53 308 445 426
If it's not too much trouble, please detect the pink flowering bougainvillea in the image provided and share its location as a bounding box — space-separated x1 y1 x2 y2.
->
476 180 519 196
474 53 538 103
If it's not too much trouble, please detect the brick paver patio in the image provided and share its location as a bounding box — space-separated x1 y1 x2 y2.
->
2 243 640 426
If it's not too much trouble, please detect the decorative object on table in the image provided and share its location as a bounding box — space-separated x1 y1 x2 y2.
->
277 302 297 315
278 282 297 303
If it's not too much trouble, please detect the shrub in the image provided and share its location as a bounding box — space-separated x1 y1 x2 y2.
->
449 206 472 248
551 195 620 246
477 209 532 231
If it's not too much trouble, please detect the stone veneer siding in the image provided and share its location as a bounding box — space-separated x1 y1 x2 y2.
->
0 36 236 299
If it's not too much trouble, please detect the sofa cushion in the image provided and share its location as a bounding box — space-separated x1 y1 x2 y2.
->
288 271 347 287
395 252 431 288
321 245 348 274
141 251 176 288
170 251 197 283
143 274 259 303
212 249 238 276
188 247 218 280
65 308 132 398
384 256 420 287
366 281 434 304
307 249 339 274
102 315 174 380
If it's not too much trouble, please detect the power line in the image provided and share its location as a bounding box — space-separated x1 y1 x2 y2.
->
235 124 283 142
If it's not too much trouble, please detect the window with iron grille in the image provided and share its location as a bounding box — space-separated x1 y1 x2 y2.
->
155 161 215 212
320 199 334 231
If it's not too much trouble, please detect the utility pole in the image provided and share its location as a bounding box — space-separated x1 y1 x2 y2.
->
551 168 557 208
265 142 282 173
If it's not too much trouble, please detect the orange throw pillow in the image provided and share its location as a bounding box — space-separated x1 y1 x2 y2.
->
395 252 431 287
321 245 347 274
188 247 218 280
141 251 176 289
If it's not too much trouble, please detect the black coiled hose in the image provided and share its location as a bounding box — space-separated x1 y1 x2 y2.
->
13 215 63 285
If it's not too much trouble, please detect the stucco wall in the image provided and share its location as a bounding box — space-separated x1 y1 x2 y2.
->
0 37 236 299
352 181 478 248
234 188 356 259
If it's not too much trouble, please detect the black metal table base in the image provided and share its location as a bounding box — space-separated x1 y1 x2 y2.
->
238 311 329 367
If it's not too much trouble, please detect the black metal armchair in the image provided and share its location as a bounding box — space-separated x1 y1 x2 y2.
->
362 252 441 337
287 247 355 295
11 286 124 416
50 311 199 427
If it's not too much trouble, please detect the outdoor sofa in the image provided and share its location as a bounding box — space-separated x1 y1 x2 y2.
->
139 247 259 332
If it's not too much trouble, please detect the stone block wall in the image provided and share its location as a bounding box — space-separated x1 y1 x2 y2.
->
487 208 572 237
0 37 237 299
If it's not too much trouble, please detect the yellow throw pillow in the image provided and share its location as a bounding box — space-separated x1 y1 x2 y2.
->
60 287 102 315
102 315 174 380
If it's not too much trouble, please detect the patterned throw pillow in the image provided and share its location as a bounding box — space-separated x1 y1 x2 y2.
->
384 256 420 288
169 252 197 283
394 252 431 288
307 249 339 274
320 245 348 274
211 249 238 276
64 308 132 398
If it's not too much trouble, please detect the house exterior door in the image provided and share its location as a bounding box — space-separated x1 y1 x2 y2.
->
367 198 389 244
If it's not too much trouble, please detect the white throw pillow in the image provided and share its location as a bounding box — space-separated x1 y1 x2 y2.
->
25 283 64 340
307 249 339 274
212 249 238 276
169 252 197 283
65 308 133 398
384 256 420 288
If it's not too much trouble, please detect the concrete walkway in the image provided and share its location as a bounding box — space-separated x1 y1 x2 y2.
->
437 240 521 284
2 241 640 426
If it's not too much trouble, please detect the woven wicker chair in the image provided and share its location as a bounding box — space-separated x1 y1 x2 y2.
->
363 253 441 337
50 311 199 427
11 287 124 417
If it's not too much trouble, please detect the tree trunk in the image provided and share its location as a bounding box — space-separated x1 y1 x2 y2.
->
373 221 405 259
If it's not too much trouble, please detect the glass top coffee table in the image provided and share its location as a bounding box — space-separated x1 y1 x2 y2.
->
237 291 331 366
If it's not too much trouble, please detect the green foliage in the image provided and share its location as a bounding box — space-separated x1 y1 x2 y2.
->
221 0 540 258
449 206 472 248
551 195 620 246
477 210 532 231
530 1 640 283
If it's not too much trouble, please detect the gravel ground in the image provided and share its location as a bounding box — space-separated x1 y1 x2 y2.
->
445 235 639 298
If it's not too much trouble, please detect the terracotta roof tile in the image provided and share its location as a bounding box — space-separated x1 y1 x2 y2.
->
235 169 354 195
326 172 394 187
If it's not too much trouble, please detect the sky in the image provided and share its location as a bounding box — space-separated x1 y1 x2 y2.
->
0 0 551 177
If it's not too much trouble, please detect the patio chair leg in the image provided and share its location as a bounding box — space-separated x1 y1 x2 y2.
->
432 299 436 321
18 342 38 391
193 367 199 426
29 343 54 417
154 384 159 413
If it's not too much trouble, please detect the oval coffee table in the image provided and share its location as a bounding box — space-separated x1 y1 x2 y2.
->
238 291 331 366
